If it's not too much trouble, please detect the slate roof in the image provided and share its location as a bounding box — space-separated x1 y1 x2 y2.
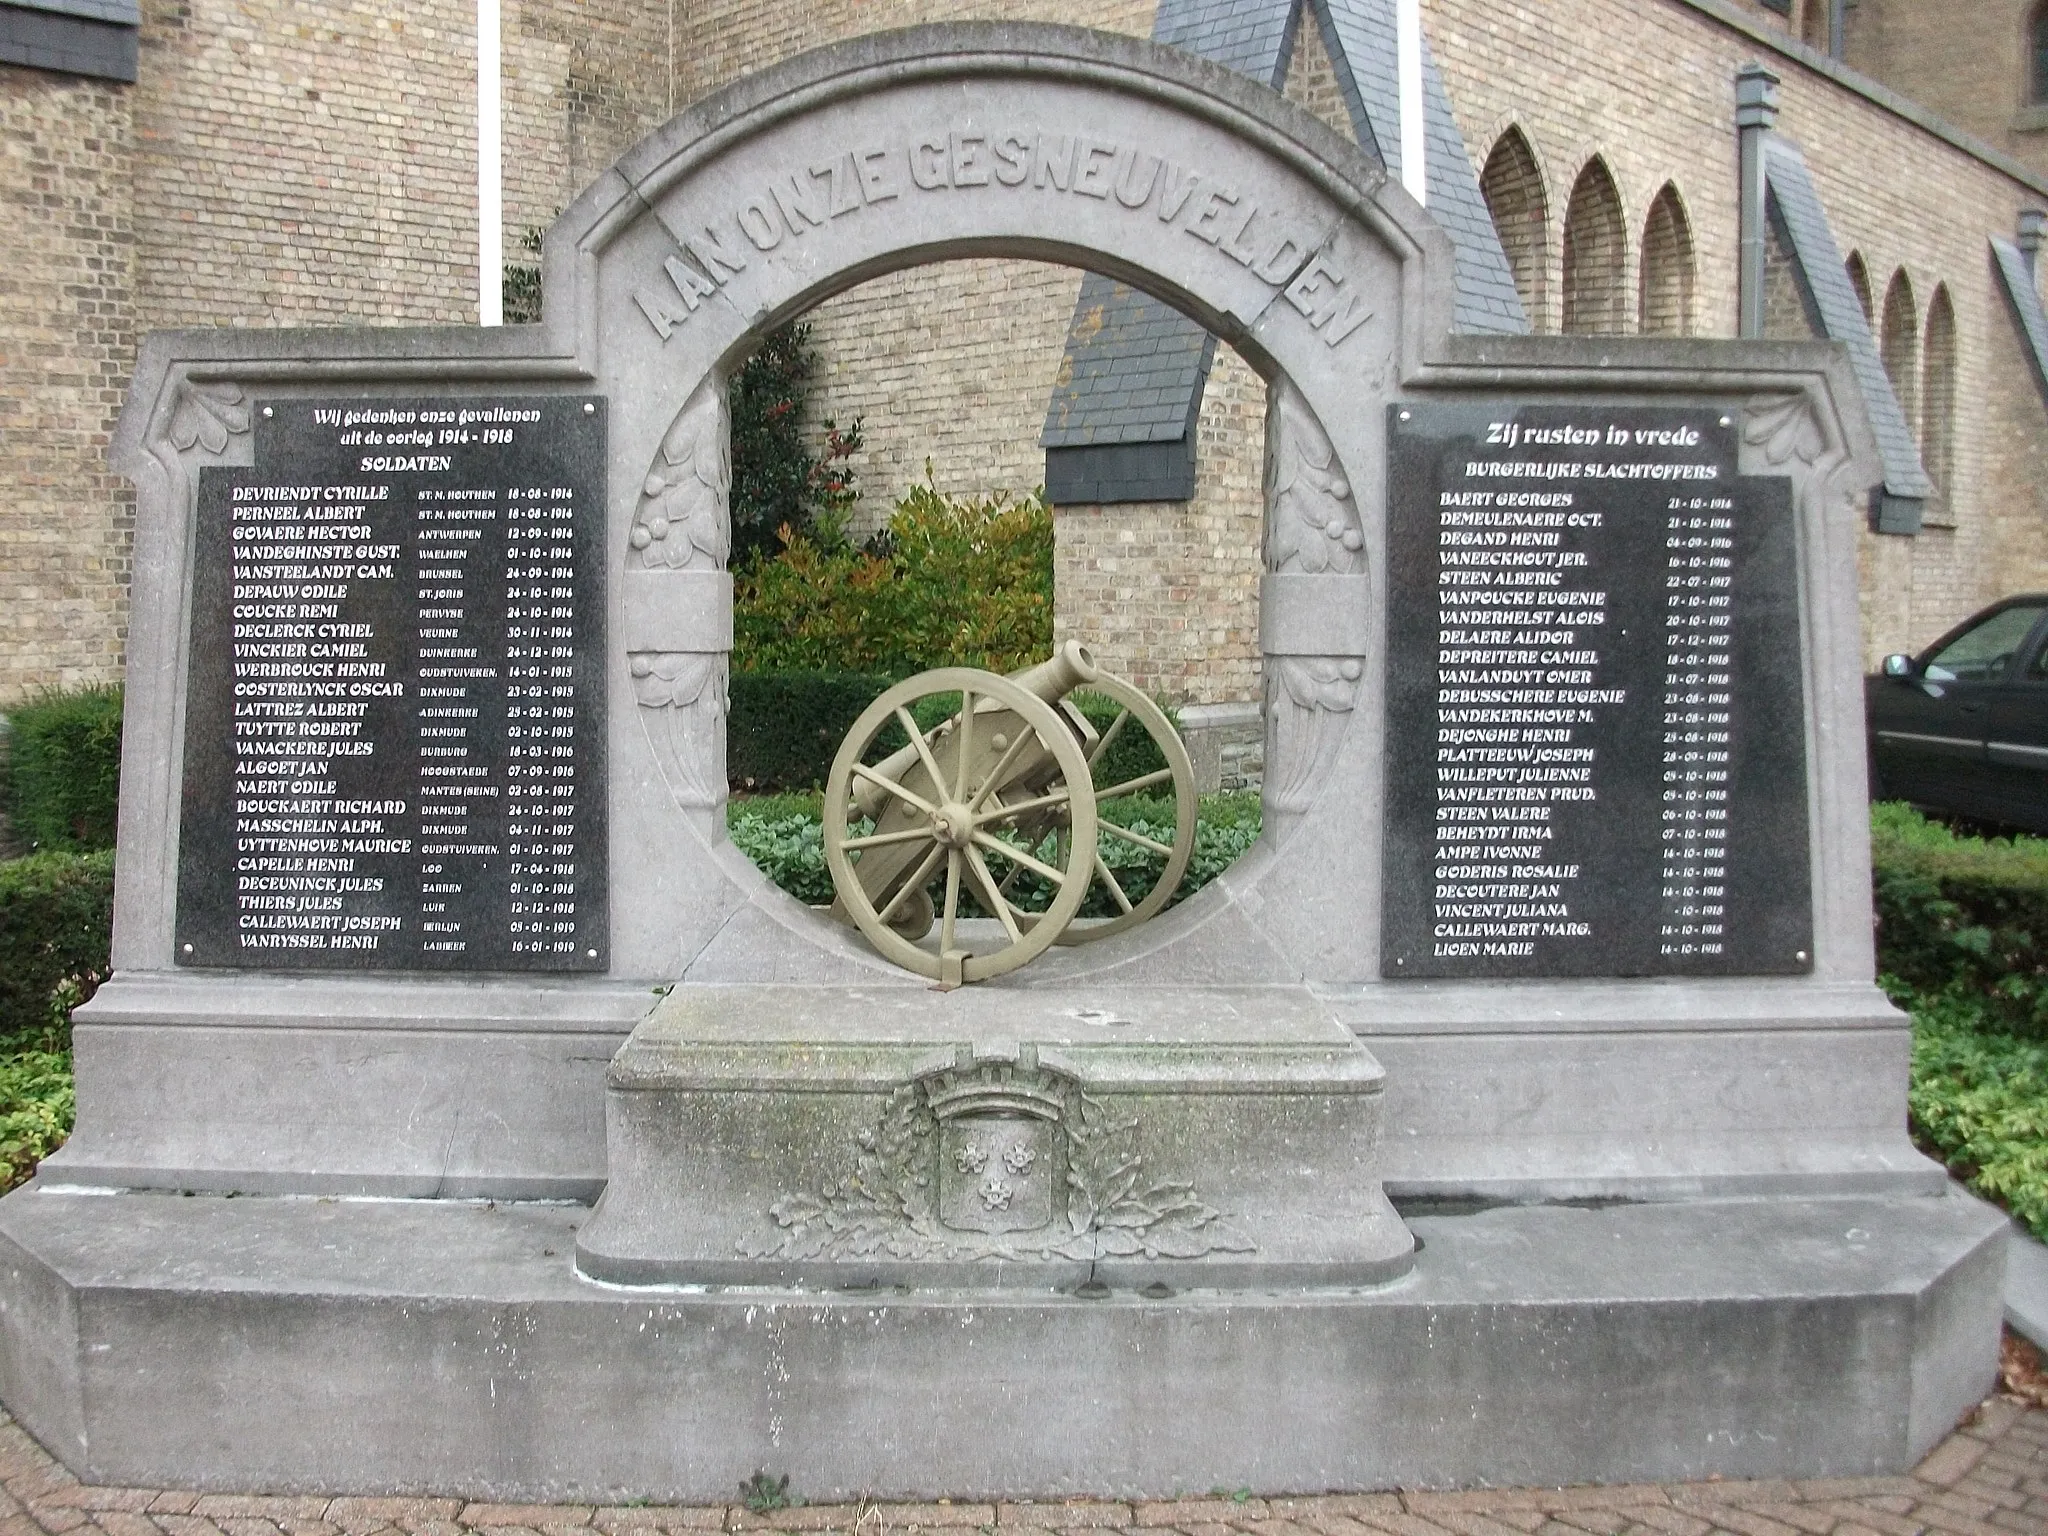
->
1309 0 1526 334
1992 236 2048 409
0 0 138 80
1041 0 1526 461
1763 137 1932 505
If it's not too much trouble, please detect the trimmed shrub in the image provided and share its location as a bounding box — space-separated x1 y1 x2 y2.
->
729 672 895 792
725 791 1260 919
0 851 113 1048
1871 802 2048 1036
1907 988 2048 1239
5 686 122 853
733 480 1053 677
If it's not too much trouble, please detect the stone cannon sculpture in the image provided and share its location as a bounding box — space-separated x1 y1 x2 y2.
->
823 640 1196 983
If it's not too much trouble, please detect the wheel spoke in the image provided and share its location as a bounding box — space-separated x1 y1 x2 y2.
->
965 846 1024 945
954 688 974 801
939 848 962 957
973 829 1066 886
1096 767 1174 800
1087 708 1132 768
1102 821 1174 858
873 841 945 925
1095 851 1135 914
896 706 949 799
973 786 1069 825
852 762 938 818
840 824 939 852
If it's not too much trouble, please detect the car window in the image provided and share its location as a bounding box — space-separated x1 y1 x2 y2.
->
1926 605 2048 682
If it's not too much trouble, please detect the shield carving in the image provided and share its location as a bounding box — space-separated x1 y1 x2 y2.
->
938 1114 1053 1235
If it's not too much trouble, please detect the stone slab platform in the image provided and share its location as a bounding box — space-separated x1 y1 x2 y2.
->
0 1184 2007 1500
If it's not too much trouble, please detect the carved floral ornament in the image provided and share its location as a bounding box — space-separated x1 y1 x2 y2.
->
741 1056 1255 1264
1263 377 1368 817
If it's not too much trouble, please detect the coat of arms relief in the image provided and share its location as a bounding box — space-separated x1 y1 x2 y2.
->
740 1052 1255 1263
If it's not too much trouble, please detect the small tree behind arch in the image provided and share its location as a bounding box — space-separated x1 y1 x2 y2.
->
1638 183 1695 337
1481 127 1551 331
1562 158 1627 335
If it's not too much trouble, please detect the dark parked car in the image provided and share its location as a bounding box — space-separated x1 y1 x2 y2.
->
1867 594 2048 833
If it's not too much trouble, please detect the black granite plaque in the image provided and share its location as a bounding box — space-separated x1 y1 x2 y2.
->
175 396 609 971
1381 402 1812 978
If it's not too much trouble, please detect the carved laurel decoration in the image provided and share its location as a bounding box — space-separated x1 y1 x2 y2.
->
632 376 729 571
630 652 727 809
740 1065 1255 1265
1265 375 1364 575
1266 656 1362 815
164 379 251 457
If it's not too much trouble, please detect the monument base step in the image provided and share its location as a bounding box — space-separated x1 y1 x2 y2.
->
0 1183 2006 1500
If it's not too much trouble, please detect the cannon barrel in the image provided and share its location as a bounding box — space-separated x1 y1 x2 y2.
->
848 640 1099 819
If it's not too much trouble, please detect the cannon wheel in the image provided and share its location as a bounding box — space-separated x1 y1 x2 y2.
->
1054 674 1198 944
823 668 1099 984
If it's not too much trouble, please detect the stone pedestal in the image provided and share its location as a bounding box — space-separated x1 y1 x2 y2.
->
576 984 1415 1290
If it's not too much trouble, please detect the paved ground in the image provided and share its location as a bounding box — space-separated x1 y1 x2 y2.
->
3 1396 2047 1536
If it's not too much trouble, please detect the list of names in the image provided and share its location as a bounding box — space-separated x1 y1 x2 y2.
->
1382 403 1811 978
176 396 609 971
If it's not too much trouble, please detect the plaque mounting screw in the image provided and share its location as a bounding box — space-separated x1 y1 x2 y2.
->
182 943 193 954
583 402 595 414
1399 409 1411 421
587 948 598 959
1720 416 1733 427
1795 950 1809 963
261 406 273 418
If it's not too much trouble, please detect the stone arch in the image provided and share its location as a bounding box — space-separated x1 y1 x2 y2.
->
1921 283 1957 522
1479 126 1551 332
1637 182 1694 338
1845 250 1873 325
1881 268 1920 431
565 25 1444 982
1561 156 1627 335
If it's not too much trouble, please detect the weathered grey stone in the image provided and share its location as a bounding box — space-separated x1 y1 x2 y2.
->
577 985 1412 1289
16 19 1995 1500
0 1185 2005 1499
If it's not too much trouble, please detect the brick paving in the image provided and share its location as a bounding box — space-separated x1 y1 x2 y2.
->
3 1396 2047 1536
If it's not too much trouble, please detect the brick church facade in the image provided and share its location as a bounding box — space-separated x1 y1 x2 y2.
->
4 0 2048 706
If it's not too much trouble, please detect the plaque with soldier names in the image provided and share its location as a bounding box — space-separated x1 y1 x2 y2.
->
175 396 609 971
1381 402 1812 979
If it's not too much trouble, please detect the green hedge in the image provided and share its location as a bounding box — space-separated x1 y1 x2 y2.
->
1872 802 2048 1036
728 791 1258 919
4 686 122 853
728 674 1178 795
0 850 113 1048
729 672 895 792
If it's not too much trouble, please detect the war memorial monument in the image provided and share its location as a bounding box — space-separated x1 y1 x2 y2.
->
0 23 2008 1499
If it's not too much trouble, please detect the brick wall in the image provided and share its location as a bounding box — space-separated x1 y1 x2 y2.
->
0 65 135 702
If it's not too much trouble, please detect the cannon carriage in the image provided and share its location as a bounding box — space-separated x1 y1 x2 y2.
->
822 640 1198 984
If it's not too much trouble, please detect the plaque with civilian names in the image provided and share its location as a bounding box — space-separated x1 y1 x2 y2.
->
175 395 609 970
1381 402 1812 978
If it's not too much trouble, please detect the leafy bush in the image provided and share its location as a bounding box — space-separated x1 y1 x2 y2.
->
733 480 1053 676
729 322 864 564
0 851 113 1045
1871 802 2048 1036
0 1047 74 1192
725 791 1259 918
5 685 122 853
1907 987 2048 1238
